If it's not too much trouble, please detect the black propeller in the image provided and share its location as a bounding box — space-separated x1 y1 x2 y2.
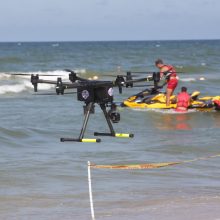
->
64 69 89 82
11 73 61 77
33 91 77 96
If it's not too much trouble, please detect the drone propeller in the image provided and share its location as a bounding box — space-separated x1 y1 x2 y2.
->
129 71 185 74
132 84 154 88
33 91 77 96
103 73 140 77
113 72 157 93
11 73 61 77
64 69 75 74
64 69 89 83
126 71 150 74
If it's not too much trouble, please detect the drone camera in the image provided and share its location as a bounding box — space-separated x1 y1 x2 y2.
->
108 103 120 123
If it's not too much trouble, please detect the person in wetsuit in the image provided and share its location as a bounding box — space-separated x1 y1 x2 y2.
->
155 59 178 106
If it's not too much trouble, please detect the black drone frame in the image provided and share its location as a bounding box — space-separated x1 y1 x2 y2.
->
30 70 154 142
30 69 162 143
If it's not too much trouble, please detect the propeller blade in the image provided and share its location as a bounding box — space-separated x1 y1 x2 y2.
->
33 93 59 96
64 69 75 74
33 91 77 96
127 71 185 74
133 84 154 88
127 71 151 74
12 73 61 76
103 74 140 77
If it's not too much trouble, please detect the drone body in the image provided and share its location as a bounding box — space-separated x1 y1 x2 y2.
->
30 69 141 142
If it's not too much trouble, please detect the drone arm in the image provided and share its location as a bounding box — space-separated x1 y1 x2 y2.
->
122 76 153 85
113 75 154 94
30 75 60 92
31 78 64 92
37 79 60 84
31 74 79 93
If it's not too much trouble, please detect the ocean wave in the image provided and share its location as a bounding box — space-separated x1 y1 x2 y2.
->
0 83 30 95
0 127 30 141
0 73 12 79
0 69 88 95
179 77 206 82
176 64 217 74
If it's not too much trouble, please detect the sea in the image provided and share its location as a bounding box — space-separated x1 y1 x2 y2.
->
0 40 220 220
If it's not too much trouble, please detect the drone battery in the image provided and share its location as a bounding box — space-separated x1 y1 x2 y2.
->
94 86 113 103
77 86 113 103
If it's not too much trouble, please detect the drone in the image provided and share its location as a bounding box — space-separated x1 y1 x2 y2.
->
30 69 161 143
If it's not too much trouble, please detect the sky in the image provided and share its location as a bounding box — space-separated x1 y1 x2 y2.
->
0 0 220 42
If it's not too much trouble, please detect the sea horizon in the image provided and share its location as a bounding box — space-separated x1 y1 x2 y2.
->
0 38 220 43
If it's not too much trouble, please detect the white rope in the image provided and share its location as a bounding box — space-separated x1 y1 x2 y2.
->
88 161 95 220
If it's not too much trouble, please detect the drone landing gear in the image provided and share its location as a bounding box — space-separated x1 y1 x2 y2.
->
60 102 134 143
94 103 134 139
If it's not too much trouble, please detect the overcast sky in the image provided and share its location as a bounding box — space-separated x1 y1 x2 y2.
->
1 0 219 42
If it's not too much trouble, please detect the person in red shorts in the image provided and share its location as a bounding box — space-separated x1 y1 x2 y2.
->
155 59 178 106
175 86 191 112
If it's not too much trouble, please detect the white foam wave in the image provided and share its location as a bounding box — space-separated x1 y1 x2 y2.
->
51 43 59 47
22 79 54 90
76 69 86 74
0 80 57 95
0 73 12 79
180 77 196 82
161 109 196 114
176 65 184 69
0 84 27 94
180 77 206 82
14 70 70 81
0 69 87 95
0 69 87 80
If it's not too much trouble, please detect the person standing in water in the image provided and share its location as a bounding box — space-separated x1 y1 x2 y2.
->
155 59 178 106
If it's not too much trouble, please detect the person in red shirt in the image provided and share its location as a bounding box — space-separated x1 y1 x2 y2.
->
155 59 178 106
175 86 191 112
